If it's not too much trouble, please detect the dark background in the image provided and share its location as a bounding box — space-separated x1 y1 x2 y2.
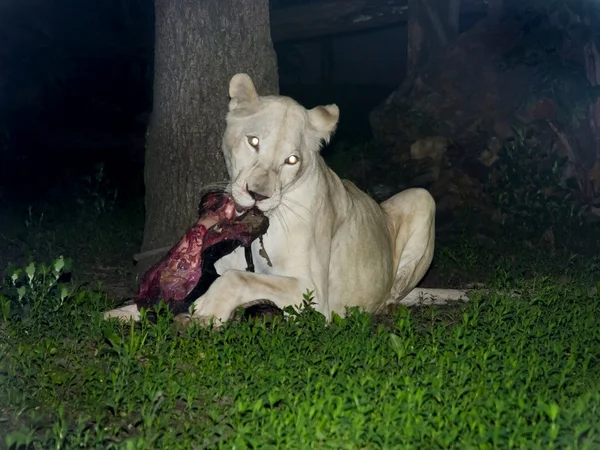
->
0 0 485 204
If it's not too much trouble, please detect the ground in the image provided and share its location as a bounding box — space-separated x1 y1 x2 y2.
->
2 135 600 448
1 139 599 314
2 201 600 447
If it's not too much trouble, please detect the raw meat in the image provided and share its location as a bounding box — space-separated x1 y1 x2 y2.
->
134 192 269 314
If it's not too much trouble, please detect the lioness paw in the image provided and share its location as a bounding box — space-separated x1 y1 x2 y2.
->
103 304 142 322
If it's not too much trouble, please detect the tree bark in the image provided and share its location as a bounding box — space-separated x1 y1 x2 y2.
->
138 0 279 278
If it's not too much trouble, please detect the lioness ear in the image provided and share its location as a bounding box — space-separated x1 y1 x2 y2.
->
229 73 259 111
308 104 339 145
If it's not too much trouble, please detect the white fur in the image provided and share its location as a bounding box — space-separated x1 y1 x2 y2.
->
104 73 465 325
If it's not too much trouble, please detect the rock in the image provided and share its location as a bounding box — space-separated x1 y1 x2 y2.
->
478 136 502 167
410 136 449 161
369 11 600 220
409 136 449 185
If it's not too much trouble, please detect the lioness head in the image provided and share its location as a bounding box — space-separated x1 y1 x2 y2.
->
222 73 339 213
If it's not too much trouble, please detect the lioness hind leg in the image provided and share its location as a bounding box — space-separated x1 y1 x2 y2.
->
380 188 436 305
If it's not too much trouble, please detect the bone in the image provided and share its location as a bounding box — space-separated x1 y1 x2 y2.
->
394 288 471 306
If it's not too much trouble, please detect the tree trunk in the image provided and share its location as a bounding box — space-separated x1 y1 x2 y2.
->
138 0 279 279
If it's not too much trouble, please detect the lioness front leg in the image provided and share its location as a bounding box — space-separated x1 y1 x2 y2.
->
181 270 314 326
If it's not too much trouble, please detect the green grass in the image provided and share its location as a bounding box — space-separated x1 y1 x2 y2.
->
2 252 600 448
2 175 600 449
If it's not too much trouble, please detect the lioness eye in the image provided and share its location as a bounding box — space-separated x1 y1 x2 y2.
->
285 155 299 165
247 136 260 150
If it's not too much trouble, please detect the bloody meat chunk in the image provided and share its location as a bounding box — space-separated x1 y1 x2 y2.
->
134 192 269 314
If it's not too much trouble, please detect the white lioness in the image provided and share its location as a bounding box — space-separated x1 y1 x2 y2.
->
104 74 464 324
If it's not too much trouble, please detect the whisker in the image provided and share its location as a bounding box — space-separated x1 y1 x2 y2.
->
197 181 231 196
275 209 291 239
269 207 292 244
279 208 302 234
281 196 312 217
280 199 308 223
281 211 294 244
199 180 230 188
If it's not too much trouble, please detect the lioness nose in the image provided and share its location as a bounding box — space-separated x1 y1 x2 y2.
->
246 185 270 201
